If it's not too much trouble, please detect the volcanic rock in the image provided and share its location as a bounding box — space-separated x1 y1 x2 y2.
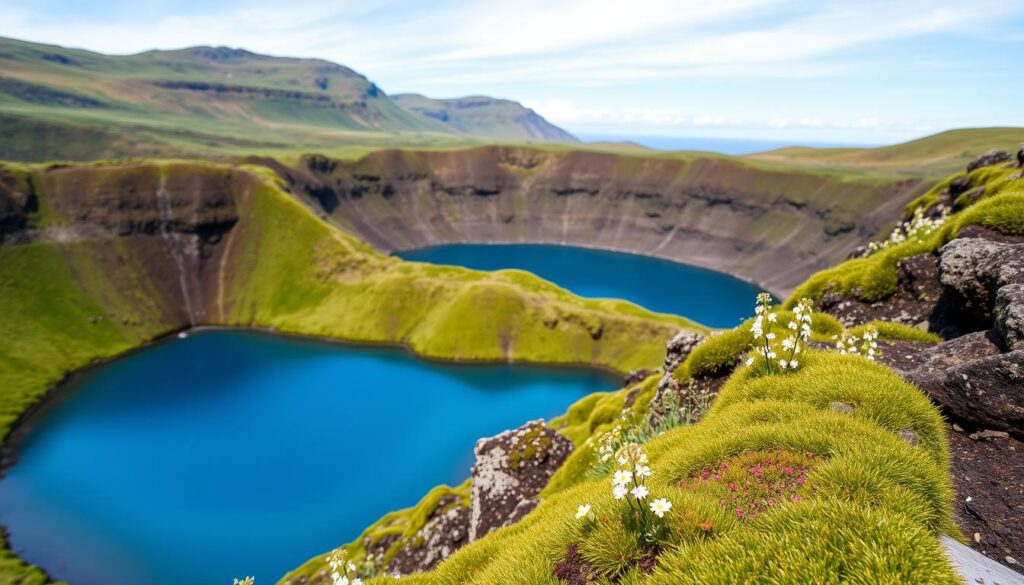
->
966 149 1012 173
469 420 573 541
996 284 1024 350
901 331 1023 435
385 495 471 574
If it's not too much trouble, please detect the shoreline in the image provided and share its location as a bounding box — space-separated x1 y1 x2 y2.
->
0 323 632 476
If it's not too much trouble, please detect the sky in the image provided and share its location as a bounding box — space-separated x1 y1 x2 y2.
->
2 0 1023 144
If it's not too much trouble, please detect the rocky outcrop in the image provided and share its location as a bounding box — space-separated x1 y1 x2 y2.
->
469 420 573 541
818 252 947 330
364 420 575 576
837 228 1024 435
966 149 1013 173
1018 142 1024 166
272 148 933 295
901 331 1024 434
939 238 1024 327
0 162 245 325
996 285 1024 351
383 495 471 575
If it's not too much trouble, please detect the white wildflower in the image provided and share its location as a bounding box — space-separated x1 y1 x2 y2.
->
613 484 628 500
575 504 593 520
649 498 673 518
612 469 633 486
631 485 650 500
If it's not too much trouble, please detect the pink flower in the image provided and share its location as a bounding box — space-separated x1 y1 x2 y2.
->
796 477 806 485
735 508 746 518
728 483 738 492
784 467 794 476
792 496 803 502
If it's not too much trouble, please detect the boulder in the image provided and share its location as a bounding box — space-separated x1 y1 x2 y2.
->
1018 142 1024 167
652 330 706 400
901 331 1024 435
948 174 973 198
662 330 705 374
995 284 1024 350
469 420 573 541
966 149 1012 173
386 495 471 574
624 368 657 387
939 238 1024 325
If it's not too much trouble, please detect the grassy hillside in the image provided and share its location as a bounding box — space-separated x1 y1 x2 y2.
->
0 158 707 582
392 94 578 142
748 127 1023 177
0 37 576 162
280 151 1024 585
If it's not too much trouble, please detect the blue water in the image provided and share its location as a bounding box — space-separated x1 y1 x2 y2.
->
396 244 761 328
574 133 874 155
0 331 615 585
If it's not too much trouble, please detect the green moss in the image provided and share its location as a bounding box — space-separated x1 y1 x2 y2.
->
329 347 957 585
789 168 1024 305
851 320 943 345
0 159 707 584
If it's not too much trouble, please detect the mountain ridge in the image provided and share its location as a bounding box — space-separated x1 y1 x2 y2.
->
0 36 576 162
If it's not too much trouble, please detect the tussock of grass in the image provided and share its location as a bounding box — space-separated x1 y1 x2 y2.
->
851 320 943 344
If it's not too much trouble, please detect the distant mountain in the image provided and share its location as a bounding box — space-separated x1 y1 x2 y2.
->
0 37 576 161
392 94 577 142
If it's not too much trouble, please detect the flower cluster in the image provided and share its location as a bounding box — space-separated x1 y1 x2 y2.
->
576 444 673 543
233 578 254 585
834 326 880 360
867 205 949 254
681 450 813 520
747 294 813 372
325 549 364 585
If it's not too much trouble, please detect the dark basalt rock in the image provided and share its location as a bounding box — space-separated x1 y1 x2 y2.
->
469 420 573 541
996 285 1024 351
966 149 1012 173
948 174 974 198
1018 142 1024 167
624 368 657 387
901 332 1023 435
385 494 471 574
939 238 1024 326
817 252 946 330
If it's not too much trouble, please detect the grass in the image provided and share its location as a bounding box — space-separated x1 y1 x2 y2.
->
0 158 706 582
787 165 1024 304
273 167 1024 583
279 346 958 584
748 127 1024 177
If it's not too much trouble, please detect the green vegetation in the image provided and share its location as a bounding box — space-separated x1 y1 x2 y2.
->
0 158 707 582
788 166 1024 304
281 346 957 584
748 127 1024 177
0 36 577 162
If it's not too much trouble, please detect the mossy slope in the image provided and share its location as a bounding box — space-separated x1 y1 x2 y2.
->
0 158 702 583
273 158 1024 585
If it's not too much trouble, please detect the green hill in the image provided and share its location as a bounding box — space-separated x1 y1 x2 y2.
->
0 37 576 162
392 94 578 142
747 127 1024 177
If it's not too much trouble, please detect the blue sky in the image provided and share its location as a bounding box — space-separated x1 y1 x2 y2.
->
2 0 1023 144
